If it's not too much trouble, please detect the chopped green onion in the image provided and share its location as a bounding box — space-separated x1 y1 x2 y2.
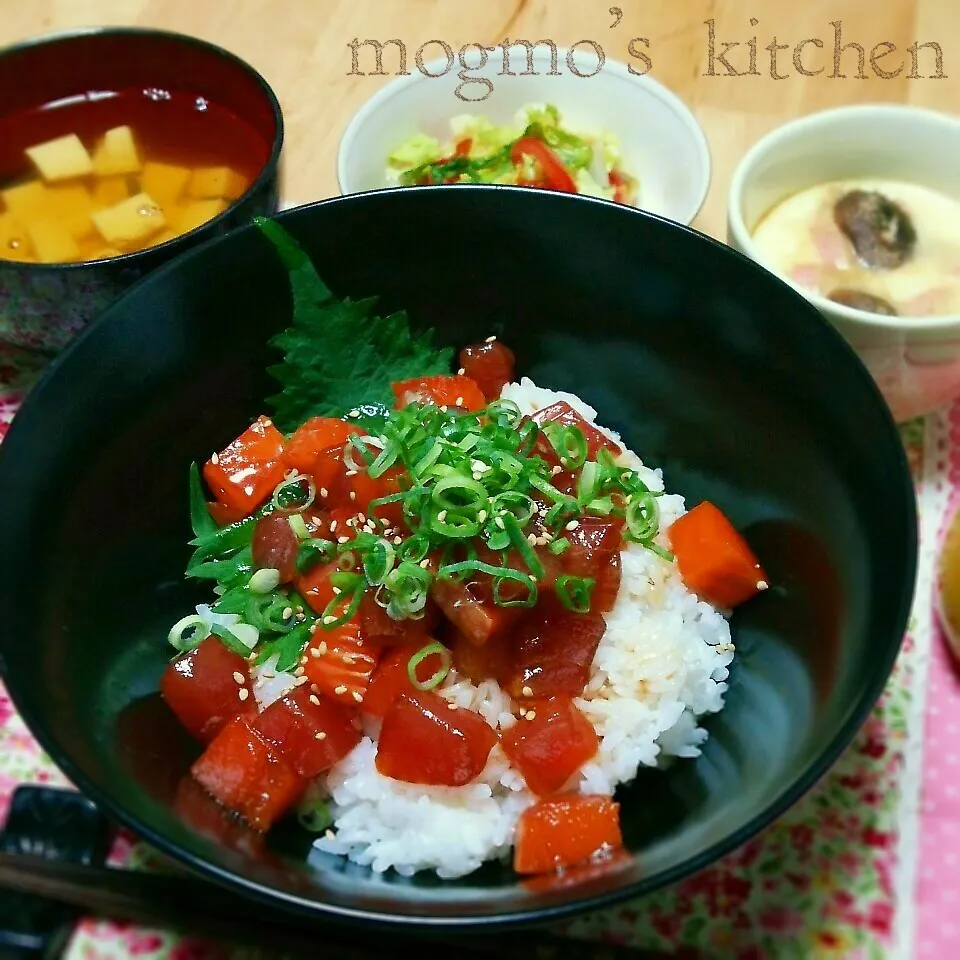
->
437 559 538 608
625 493 659 542
577 460 601 504
249 568 281 594
501 512 545 580
543 422 588 470
209 622 253 656
549 537 571 555
296 797 334 833
296 538 336 573
486 398 521 426
489 491 536 524
168 614 206 653
363 538 396 585
344 434 384 472
319 572 366 628
288 514 310 540
555 574 595 613
384 561 432 619
646 543 675 563
397 533 430 564
271 474 316 513
407 642 452 691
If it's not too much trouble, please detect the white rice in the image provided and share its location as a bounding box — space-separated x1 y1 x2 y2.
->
308 378 735 878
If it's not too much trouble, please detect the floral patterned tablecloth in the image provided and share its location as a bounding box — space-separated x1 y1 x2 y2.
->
0 340 948 960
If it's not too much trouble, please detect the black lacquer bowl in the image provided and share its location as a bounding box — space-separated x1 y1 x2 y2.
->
0 186 917 931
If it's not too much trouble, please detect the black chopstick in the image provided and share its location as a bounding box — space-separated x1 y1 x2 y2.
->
0 852 684 959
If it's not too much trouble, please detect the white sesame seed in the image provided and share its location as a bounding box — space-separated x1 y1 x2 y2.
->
757 580 769 590
232 671 245 685
309 694 320 705
238 688 250 701
526 710 536 721
457 367 465 375
309 623 318 634
518 707 527 718
325 829 335 840
439 405 448 413
294 675 309 686
329 520 338 532
342 654 355 663
282 607 294 619
244 484 254 496
315 731 327 740
455 396 464 406
322 615 338 625
338 535 350 544
521 686 534 698
262 419 273 427
320 487 329 498
358 513 366 524
346 470 357 478
527 533 537 546
485 335 497 343
447 702 458 710
349 491 357 501
334 685 348 695
310 647 321 659
437 510 447 522
419 558 430 568
211 452 219 465
352 691 364 703
393 536 403 545
318 642 328 654
552 465 563 476
565 520 580 531
332 586 342 596
294 666 305 677
299 655 308 665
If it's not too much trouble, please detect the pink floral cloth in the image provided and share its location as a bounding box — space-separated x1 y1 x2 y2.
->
0 343 945 959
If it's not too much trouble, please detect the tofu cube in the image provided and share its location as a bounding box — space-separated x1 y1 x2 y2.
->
46 184 97 241
140 162 191 207
1 179 52 221
91 126 141 177
85 245 123 261
167 198 228 237
92 176 130 207
91 192 166 246
26 220 81 262
0 213 32 262
25 134 93 182
187 166 246 200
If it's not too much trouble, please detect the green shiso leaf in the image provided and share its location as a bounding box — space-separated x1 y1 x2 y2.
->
252 216 454 431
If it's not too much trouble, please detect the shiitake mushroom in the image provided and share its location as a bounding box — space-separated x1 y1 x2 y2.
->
833 190 917 270
827 287 899 316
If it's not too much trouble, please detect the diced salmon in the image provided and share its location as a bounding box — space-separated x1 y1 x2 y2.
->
161 637 254 743
500 697 599 796
375 692 497 786
190 716 306 832
513 795 622 875
202 415 286 518
254 685 361 778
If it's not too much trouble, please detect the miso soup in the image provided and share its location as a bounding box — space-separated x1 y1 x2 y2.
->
0 86 270 265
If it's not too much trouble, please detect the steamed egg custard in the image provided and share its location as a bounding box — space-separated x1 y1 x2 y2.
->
751 179 960 318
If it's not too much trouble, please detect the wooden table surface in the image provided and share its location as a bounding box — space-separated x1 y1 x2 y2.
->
0 0 957 240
